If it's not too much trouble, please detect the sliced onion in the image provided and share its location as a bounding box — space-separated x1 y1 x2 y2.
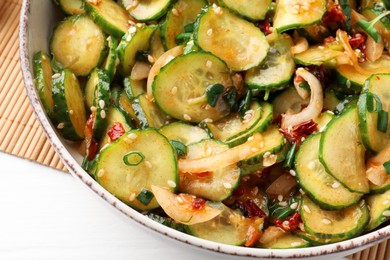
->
281 68 323 129
259 226 286 245
146 45 184 101
291 36 309 55
130 61 151 80
265 173 297 198
366 36 384 62
178 133 264 173
366 145 390 186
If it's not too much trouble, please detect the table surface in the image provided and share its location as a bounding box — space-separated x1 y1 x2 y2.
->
0 152 351 260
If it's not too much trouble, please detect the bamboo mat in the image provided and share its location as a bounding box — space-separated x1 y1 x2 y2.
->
0 0 388 258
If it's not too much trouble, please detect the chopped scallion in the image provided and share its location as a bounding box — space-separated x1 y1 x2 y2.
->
206 84 225 107
377 109 388 133
169 140 188 157
123 151 145 166
238 90 253 117
136 189 154 206
222 87 238 110
366 92 382 112
284 142 297 169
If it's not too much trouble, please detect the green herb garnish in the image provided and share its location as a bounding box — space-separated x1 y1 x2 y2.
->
123 151 145 166
136 189 154 206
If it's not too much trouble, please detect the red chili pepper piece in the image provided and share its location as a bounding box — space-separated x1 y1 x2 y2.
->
259 19 272 35
84 115 98 161
107 122 126 142
243 200 267 219
279 120 318 146
274 212 302 232
323 3 346 24
191 197 206 210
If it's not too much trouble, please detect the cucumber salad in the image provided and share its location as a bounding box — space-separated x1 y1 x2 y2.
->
33 0 390 249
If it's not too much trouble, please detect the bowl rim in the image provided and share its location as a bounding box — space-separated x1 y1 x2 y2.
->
18 0 390 258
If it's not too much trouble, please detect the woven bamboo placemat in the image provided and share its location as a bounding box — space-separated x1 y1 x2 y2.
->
0 0 388 258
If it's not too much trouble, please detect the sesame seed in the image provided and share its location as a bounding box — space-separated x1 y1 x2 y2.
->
383 200 390 205
279 201 288 207
205 104 211 110
129 193 136 202
129 26 136 34
124 137 133 144
303 205 311 213
52 73 61 79
69 110 74 115
145 160 152 169
135 23 144 28
263 152 271 158
100 110 106 119
307 161 316 170
132 0 139 7
206 60 213 68
247 136 254 141
289 169 296 177
57 122 65 129
346 80 351 89
128 133 138 140
382 211 390 217
100 143 109 151
318 46 325 49
90 106 97 112
97 169 105 178
206 147 212 156
147 55 155 63
98 99 105 109
172 8 179 16
332 182 341 188
170 86 177 95
223 182 232 189
167 180 176 188
214 6 223 15
126 174 132 183
291 242 302 247
259 142 264 148
299 188 306 195
282 220 290 227
322 218 332 225
278 195 283 202
183 114 191 121
251 147 259 152
176 196 184 204
207 29 213 36
290 202 298 210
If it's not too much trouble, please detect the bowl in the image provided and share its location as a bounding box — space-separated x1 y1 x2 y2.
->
19 0 390 258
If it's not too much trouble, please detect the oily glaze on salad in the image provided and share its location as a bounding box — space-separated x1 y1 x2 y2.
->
32 0 390 249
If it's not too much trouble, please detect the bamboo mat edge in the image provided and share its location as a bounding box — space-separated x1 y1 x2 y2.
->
0 0 388 259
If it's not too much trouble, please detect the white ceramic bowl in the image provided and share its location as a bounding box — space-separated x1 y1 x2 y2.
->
19 0 390 258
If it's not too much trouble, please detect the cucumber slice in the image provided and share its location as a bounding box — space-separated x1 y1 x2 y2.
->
84 68 111 140
150 27 165 60
294 45 344 67
358 74 390 153
194 5 269 71
123 0 172 21
52 69 86 140
314 111 334 132
370 178 390 194
362 7 390 43
33 51 54 116
300 196 369 239
188 204 261 245
218 0 271 21
366 189 390 231
294 230 345 245
146 213 188 233
132 94 168 129
206 101 262 143
153 52 232 123
245 34 295 91
124 77 146 100
161 0 207 50
259 233 310 249
50 15 107 76
179 139 240 201
226 102 273 148
319 105 369 193
159 122 210 145
335 56 390 92
102 36 119 81
58 0 85 15
273 0 326 33
84 0 132 38
295 133 362 210
117 89 140 127
117 24 157 76
241 125 285 166
96 129 178 211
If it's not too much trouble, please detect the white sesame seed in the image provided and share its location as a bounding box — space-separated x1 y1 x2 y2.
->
176 196 184 204
282 220 290 227
52 73 61 79
132 0 139 7
382 211 390 217
223 182 232 189
90 106 97 112
259 142 264 148
332 182 341 189
57 122 65 129
129 193 136 202
205 104 211 110
172 8 179 16
145 160 152 169
291 242 302 247
206 60 213 68
129 26 137 34
98 99 105 109
128 133 138 140
206 147 213 156
289 169 297 177
263 152 271 158
318 46 325 49
251 147 259 153
299 188 306 195
346 80 351 89
170 86 177 95
303 205 311 213
167 180 176 188
183 114 191 121
279 201 288 207
278 195 283 202
383 200 390 205
100 110 106 119
322 218 332 225
207 28 213 36
147 55 154 63
97 169 105 178
290 202 298 210
307 161 316 170
126 174 132 183
203 118 213 123
69 110 74 115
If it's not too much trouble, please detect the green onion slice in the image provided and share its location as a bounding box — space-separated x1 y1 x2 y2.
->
123 151 145 166
136 188 154 206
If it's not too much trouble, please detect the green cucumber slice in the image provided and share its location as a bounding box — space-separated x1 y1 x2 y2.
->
295 133 362 210
131 94 168 129
294 230 345 245
370 178 390 194
123 0 172 21
84 0 132 38
366 189 390 231
259 233 310 249
245 34 295 91
152 52 232 123
300 196 369 239
361 7 390 43
150 27 165 60
179 139 240 201
96 129 178 211
124 77 146 100
194 5 269 71
57 0 85 15
117 24 157 76
33 51 54 116
52 69 86 140
218 0 271 21
319 105 369 193
102 36 119 81
358 74 390 153
50 15 107 76
294 45 344 67
161 0 207 50
273 0 326 33
159 122 210 145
